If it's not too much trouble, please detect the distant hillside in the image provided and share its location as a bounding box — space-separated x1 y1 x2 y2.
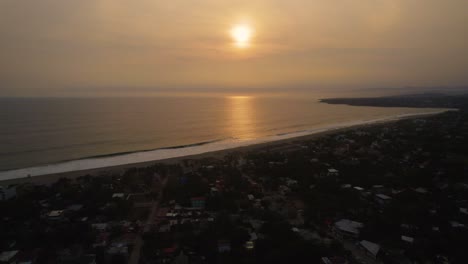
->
321 93 468 110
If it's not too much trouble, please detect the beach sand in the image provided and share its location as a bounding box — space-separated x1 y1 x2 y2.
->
0 109 452 186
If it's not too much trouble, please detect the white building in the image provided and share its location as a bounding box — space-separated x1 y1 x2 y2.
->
112 193 126 199
48 210 65 220
328 168 339 176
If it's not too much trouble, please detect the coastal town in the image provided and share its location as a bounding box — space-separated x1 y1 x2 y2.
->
2 0 468 262
1 108 468 264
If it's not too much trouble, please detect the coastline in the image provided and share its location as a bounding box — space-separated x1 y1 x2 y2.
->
0 109 452 185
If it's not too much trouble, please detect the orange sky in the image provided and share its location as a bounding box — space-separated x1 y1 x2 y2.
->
1 0 467 96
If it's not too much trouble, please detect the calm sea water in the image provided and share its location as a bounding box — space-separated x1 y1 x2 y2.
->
0 95 441 172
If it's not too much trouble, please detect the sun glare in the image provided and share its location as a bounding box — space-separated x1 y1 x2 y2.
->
228 95 252 99
230 24 252 48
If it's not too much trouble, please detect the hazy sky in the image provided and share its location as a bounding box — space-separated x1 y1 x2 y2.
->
1 0 467 96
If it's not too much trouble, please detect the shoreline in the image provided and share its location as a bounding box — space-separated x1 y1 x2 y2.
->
0 109 452 185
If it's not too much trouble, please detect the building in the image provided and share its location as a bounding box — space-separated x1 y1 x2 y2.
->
67 204 83 211
401 235 414 244
172 251 188 264
321 256 349 264
218 240 231 253
375 194 392 205
334 219 364 238
0 186 16 200
353 186 365 192
0 250 19 263
112 193 126 199
414 187 428 194
245 241 255 250
190 197 206 209
91 223 109 231
328 168 339 176
47 210 65 220
359 240 380 259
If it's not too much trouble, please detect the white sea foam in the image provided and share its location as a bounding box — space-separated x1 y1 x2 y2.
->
0 110 451 181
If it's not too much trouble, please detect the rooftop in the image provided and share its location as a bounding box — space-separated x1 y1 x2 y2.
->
0 250 19 262
375 194 392 200
48 210 64 217
335 219 364 235
360 240 380 257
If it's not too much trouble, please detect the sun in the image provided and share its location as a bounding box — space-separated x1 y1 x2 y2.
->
230 24 252 48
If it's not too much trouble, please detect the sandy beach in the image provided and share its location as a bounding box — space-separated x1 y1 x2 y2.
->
0 109 452 186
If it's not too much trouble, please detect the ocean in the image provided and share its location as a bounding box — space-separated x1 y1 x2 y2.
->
0 95 445 180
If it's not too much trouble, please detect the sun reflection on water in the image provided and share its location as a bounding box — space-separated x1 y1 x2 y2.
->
227 95 255 139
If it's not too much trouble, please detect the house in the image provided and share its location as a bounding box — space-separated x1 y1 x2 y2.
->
0 250 19 263
67 204 83 212
334 219 363 238
353 186 365 192
279 185 291 195
401 235 414 244
107 244 128 257
250 232 258 241
113 233 136 245
284 178 298 187
359 240 380 258
93 233 109 248
245 241 255 250
172 251 188 264
449 221 465 228
169 219 178 226
328 168 339 176
91 223 109 231
0 186 16 200
79 254 97 264
210 187 219 195
57 246 85 263
249 219 264 231
460 208 468 215
400 224 416 231
321 256 349 264
190 197 206 209
218 240 231 253
47 210 65 220
161 246 177 258
159 224 171 233
414 187 428 194
375 194 392 205
297 229 320 241
112 193 126 199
